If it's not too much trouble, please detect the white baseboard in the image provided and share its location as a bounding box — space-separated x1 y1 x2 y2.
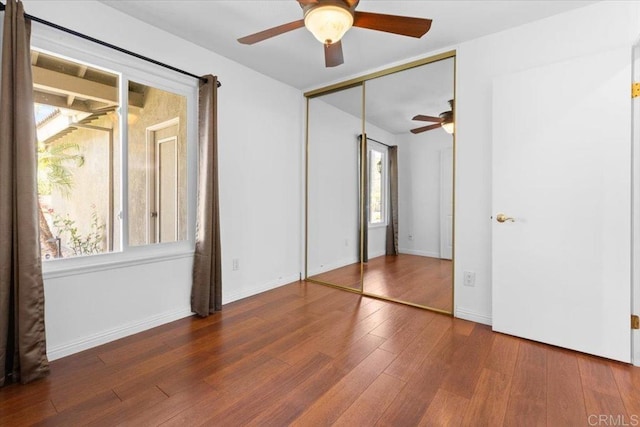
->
307 257 359 277
455 306 492 326
367 250 386 259
633 331 640 367
47 307 193 361
398 248 441 258
223 273 301 305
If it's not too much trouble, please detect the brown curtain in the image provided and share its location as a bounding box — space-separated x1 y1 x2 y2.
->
358 135 368 263
385 146 399 255
191 75 222 316
0 0 50 386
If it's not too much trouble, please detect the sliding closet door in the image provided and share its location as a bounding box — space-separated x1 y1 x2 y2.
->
306 85 364 291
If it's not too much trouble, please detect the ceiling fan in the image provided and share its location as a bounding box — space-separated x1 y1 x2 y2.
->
410 99 454 134
237 0 432 68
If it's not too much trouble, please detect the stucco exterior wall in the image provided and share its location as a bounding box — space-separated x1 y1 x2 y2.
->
127 85 187 246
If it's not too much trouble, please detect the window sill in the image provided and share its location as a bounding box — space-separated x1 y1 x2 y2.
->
368 223 388 230
42 244 195 280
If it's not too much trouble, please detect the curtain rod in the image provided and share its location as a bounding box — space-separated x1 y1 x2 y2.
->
0 2 221 88
360 134 394 148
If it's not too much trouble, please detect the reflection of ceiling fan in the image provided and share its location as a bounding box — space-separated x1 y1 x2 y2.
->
237 0 432 68
410 99 454 134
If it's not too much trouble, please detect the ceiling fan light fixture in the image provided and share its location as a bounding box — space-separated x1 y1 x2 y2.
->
440 106 454 134
441 121 455 134
304 5 353 45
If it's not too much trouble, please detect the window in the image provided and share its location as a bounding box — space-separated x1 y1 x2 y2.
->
32 30 196 264
34 52 121 260
369 147 386 226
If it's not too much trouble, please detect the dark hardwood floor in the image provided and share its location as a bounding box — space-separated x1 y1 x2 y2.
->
1 281 638 426
363 254 452 312
308 254 453 312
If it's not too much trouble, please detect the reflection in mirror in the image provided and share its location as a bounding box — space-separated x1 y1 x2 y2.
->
362 57 454 312
306 85 363 291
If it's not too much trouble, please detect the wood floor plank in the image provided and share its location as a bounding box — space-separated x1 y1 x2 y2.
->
579 355 630 422
378 308 436 354
377 357 450 426
546 348 588 426
163 352 333 426
384 313 452 381
611 362 640 417
203 352 291 395
87 386 168 426
39 390 122 426
332 373 405 426
502 341 547 426
113 381 219 427
461 368 511 426
289 348 398 426
484 332 520 376
419 388 470 427
249 332 387 424
439 324 495 399
1 280 637 426
0 398 57 426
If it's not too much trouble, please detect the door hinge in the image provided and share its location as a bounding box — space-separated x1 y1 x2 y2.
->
632 314 640 330
633 82 640 98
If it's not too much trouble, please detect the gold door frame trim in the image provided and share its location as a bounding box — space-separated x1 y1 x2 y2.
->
304 50 456 316
305 50 456 98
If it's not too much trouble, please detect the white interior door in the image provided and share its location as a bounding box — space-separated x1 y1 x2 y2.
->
492 48 631 362
156 136 178 243
147 119 179 244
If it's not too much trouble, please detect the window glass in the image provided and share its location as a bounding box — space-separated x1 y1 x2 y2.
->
369 149 385 225
34 50 120 259
127 81 187 245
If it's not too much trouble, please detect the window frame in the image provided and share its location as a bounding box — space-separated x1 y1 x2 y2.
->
31 24 199 278
368 144 388 228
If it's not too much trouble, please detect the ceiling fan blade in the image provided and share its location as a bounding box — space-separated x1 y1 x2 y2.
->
353 11 432 38
238 19 305 45
412 114 443 123
325 41 344 67
410 123 442 134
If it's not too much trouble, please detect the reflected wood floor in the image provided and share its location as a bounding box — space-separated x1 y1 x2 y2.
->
308 254 453 313
364 254 452 312
308 262 362 290
1 281 638 426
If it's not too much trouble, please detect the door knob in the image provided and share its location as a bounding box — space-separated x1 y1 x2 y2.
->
496 213 515 223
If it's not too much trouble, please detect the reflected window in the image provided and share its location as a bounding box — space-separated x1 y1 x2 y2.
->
369 148 386 225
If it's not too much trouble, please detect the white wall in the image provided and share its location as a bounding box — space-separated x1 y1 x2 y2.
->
396 130 452 258
22 0 304 359
454 1 640 325
306 96 395 274
307 96 361 275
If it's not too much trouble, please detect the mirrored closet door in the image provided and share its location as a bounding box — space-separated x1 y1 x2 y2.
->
305 51 455 314
362 57 455 312
306 84 364 291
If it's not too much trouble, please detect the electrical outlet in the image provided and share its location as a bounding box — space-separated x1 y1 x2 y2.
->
463 271 476 287
232 258 240 271
345 238 349 247
408 234 413 241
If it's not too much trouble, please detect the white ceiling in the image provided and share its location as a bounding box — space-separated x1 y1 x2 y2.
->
100 0 596 91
